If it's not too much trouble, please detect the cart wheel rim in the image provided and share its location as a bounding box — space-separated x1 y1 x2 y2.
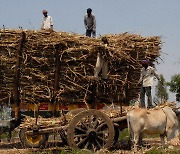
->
67 109 115 151
25 134 43 145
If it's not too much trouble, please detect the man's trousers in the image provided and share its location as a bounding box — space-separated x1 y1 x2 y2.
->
140 86 153 108
94 55 108 79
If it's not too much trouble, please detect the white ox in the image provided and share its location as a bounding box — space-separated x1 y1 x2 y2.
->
127 106 180 148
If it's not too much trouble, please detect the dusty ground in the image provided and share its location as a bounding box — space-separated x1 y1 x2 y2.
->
0 137 179 154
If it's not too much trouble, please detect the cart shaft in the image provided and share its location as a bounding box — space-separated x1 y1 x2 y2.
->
25 125 67 135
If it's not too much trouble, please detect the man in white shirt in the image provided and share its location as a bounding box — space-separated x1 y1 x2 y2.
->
84 8 96 38
94 37 109 79
41 10 53 30
138 59 160 108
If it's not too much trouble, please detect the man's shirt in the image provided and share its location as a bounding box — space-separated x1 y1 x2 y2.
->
42 15 53 30
139 66 160 87
84 14 96 31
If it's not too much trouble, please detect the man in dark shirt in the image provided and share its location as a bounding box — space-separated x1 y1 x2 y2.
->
84 8 96 37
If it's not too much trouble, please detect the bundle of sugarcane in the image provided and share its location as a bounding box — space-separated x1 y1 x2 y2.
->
152 102 178 110
101 109 125 118
0 30 22 103
19 108 123 129
19 116 67 129
0 29 161 105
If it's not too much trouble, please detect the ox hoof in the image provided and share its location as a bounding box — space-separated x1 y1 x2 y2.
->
168 145 174 150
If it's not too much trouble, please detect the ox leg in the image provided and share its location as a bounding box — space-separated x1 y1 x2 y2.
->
138 133 143 146
128 133 133 149
0 134 1 142
128 131 137 150
166 133 174 147
140 87 146 108
7 130 11 142
160 135 165 147
132 132 140 151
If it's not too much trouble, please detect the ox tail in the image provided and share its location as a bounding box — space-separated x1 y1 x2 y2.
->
127 113 133 141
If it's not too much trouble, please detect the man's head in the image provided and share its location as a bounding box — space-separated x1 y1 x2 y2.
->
42 10 48 17
87 8 92 17
101 36 109 45
141 59 149 69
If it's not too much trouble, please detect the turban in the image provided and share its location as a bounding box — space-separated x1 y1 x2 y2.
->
141 59 149 65
42 10 48 14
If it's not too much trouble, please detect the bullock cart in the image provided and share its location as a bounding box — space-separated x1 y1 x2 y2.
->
19 108 127 151
0 29 161 150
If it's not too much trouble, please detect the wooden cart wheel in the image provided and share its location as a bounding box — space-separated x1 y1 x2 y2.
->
60 108 86 145
59 129 68 145
67 109 115 151
19 128 48 148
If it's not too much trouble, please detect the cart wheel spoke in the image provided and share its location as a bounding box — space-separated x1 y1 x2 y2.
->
96 122 106 131
92 116 99 129
81 122 88 130
84 140 89 149
97 136 108 143
95 139 102 149
92 143 96 151
76 137 88 147
96 130 108 135
88 115 92 128
74 134 87 138
75 126 86 133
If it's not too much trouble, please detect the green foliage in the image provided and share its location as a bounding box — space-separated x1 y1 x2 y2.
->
119 128 129 140
167 74 180 101
0 130 18 139
60 149 93 154
146 148 163 154
154 74 168 104
30 148 93 154
167 74 180 93
146 147 180 154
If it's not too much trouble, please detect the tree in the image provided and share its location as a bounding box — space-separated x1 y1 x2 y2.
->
154 74 168 104
166 74 180 102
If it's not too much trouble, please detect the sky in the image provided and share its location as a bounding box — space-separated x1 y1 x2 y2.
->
0 0 180 102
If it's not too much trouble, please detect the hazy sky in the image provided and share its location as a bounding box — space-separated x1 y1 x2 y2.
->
0 0 180 102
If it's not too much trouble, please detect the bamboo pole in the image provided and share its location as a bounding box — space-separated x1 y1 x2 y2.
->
14 31 26 119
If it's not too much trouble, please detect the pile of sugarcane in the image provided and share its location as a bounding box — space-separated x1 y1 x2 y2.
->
19 116 67 129
19 108 125 129
0 29 161 105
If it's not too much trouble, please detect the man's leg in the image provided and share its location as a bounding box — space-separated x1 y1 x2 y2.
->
102 60 108 79
140 87 146 108
92 30 96 38
86 30 92 37
94 55 103 78
145 86 153 108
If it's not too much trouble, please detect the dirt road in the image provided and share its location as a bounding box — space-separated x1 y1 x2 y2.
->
0 137 179 154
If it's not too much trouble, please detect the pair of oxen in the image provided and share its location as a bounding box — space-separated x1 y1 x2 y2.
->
127 105 180 150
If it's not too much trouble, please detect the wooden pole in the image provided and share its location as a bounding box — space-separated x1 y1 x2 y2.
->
14 32 26 119
52 44 61 116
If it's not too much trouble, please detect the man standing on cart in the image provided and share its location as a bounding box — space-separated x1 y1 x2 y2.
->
84 8 96 38
41 10 53 30
94 36 109 79
138 59 161 108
